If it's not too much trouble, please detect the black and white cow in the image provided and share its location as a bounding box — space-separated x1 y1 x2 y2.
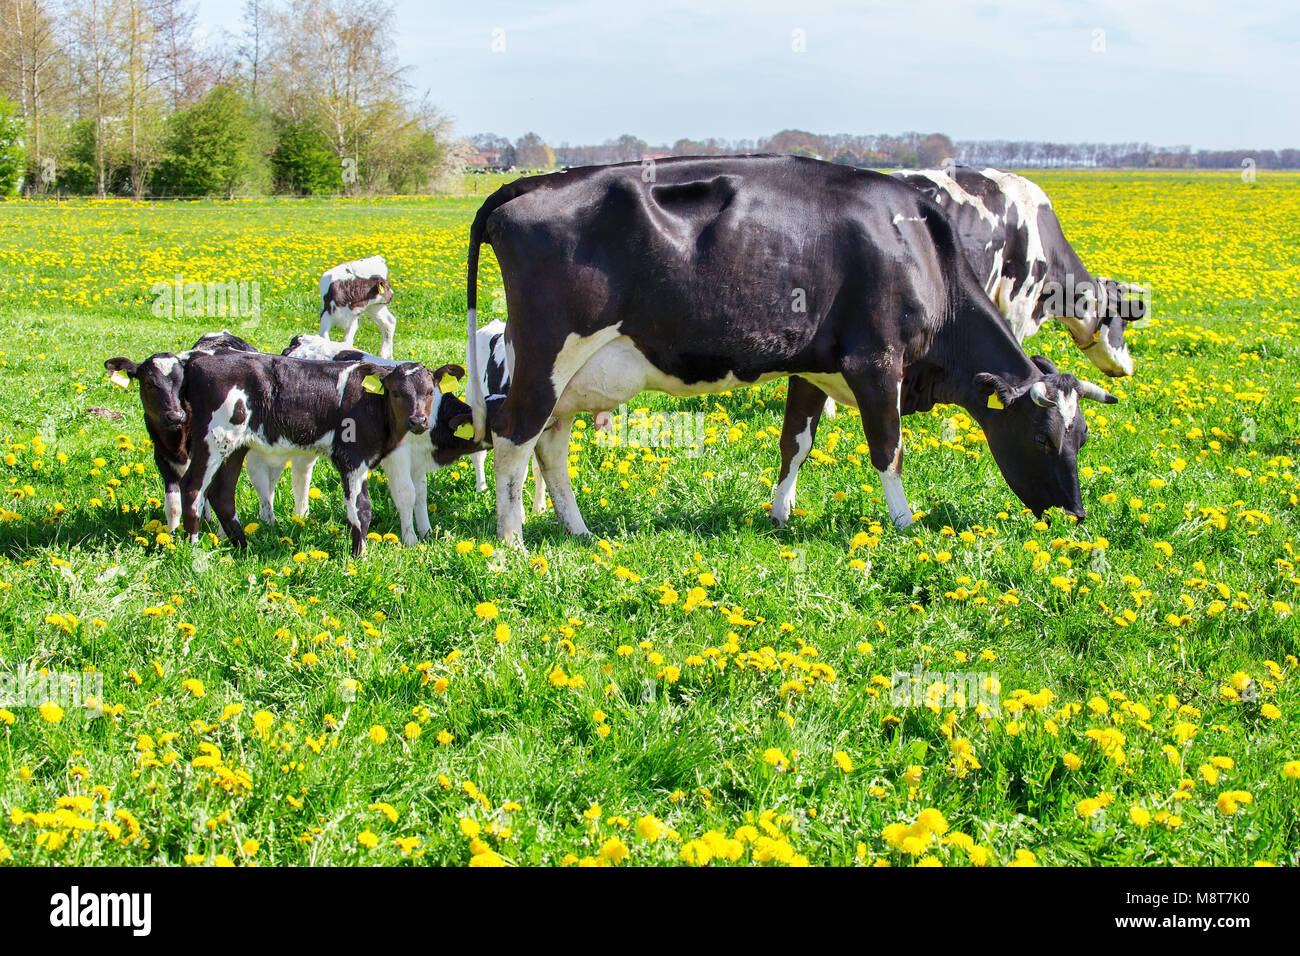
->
282 334 480 542
179 352 468 555
467 319 613 513
464 155 1117 546
319 255 397 359
890 166 1145 377
105 331 313 532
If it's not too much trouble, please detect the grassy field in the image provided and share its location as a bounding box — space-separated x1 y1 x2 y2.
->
0 170 1297 867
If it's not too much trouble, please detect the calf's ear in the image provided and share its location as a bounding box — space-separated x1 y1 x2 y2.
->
105 357 139 388
353 361 389 394
432 363 465 393
447 412 475 440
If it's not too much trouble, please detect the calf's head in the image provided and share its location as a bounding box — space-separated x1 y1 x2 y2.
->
975 356 1117 521
105 353 188 433
357 361 465 437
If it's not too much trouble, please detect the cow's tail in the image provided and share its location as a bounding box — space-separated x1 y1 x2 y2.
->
466 210 487 443
465 174 560 443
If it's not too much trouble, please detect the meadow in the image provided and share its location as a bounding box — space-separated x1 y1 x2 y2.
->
0 169 1296 867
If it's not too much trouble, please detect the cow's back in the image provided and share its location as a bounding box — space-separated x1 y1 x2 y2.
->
484 156 961 379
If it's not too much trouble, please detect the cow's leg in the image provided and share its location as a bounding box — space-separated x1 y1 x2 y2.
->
772 376 826 527
243 451 278 523
490 330 616 545
381 446 418 545
534 418 588 533
290 456 316 517
318 310 333 342
371 304 397 359
531 454 548 514
338 459 372 556
206 449 249 547
471 450 487 492
493 436 537 546
842 361 913 530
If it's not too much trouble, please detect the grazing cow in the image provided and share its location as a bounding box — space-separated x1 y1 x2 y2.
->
319 255 397 358
890 166 1145 377
104 331 313 532
464 155 1117 546
179 351 465 555
282 334 480 543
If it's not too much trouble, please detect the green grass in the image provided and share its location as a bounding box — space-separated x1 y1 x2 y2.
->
0 174 1298 867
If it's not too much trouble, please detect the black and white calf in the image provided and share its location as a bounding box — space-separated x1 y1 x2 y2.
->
283 334 480 543
179 351 462 555
890 166 1145 377
105 331 314 532
319 255 397 359
465 155 1117 546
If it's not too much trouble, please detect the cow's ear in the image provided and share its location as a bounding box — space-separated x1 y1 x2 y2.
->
1030 355 1058 376
974 372 1015 410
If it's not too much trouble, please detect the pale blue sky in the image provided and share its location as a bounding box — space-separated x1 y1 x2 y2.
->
197 0 1300 149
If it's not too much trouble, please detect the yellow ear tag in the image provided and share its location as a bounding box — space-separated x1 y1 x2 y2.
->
362 374 384 394
439 376 460 394
987 393 1004 410
110 370 131 389
454 423 475 440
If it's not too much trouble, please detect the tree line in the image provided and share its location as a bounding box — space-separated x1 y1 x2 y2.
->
478 128 1300 172
0 0 451 197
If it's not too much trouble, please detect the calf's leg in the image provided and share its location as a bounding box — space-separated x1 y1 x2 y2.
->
471 450 487 492
531 454 548 515
381 445 418 545
243 450 279 523
206 450 250 547
338 459 373 555
290 457 316 517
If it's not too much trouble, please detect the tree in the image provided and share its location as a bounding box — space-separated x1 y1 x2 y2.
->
152 84 253 196
917 133 954 167
0 0 69 194
0 96 24 194
514 131 551 167
271 117 340 194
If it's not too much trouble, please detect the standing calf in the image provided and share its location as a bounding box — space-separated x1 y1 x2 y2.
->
105 331 313 532
282 334 481 543
319 256 397 359
179 352 462 555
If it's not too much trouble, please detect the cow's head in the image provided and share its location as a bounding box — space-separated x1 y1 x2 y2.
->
105 353 189 433
356 361 441 436
1078 278 1146 378
974 356 1117 521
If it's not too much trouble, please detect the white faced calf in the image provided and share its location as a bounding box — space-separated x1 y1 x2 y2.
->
319 255 397 359
179 352 450 555
105 333 314 532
